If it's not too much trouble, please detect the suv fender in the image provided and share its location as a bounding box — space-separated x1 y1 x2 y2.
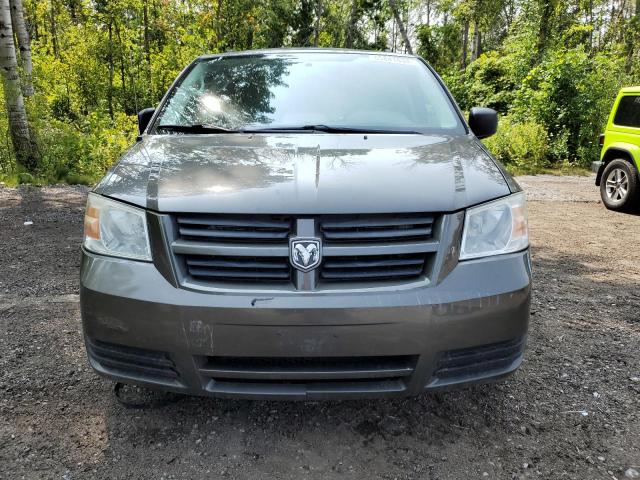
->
595 142 640 186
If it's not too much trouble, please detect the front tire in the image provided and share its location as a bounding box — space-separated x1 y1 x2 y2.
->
600 159 639 212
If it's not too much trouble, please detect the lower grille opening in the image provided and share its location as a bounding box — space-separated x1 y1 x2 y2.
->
429 337 526 386
200 355 417 379
86 338 179 381
205 377 408 397
198 355 417 396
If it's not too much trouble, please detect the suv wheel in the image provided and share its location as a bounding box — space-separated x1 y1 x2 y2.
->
600 159 639 211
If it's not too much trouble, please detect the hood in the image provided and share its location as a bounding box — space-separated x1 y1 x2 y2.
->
95 133 512 214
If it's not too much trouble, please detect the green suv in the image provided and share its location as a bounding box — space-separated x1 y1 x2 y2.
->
593 86 640 211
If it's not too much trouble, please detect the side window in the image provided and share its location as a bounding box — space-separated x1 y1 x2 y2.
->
613 95 640 128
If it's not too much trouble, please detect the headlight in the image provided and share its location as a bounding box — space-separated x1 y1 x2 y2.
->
83 193 152 261
460 192 528 260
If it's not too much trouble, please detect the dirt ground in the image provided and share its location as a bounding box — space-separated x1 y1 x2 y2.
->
1 175 639 480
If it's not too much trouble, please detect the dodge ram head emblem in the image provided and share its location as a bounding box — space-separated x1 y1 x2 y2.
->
290 238 322 272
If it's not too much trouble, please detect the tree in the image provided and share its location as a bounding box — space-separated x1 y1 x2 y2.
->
0 0 37 170
389 0 413 54
313 0 322 46
9 0 32 96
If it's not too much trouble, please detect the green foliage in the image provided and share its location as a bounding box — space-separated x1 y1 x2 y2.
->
445 51 519 112
2 0 640 181
2 0 402 183
513 47 631 165
483 116 550 169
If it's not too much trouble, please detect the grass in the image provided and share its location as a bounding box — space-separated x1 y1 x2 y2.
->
504 163 592 176
0 171 96 187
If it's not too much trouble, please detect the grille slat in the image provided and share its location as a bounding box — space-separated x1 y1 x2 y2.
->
178 217 290 229
189 266 291 280
178 227 290 241
321 253 427 282
186 255 292 282
320 216 435 229
186 258 287 269
320 214 435 243
176 214 293 243
323 257 425 269
322 266 424 280
322 227 432 241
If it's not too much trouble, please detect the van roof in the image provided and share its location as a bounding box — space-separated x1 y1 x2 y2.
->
620 86 640 94
197 48 417 61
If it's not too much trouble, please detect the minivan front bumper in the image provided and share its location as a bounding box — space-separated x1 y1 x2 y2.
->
80 247 531 400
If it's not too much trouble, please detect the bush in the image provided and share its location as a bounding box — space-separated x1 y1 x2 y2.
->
483 116 550 170
512 47 629 166
34 110 137 184
445 51 519 113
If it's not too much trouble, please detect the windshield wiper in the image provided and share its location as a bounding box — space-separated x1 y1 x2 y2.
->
156 124 239 133
245 125 422 134
157 124 423 135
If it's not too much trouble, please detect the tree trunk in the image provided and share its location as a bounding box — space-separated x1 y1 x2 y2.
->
536 0 553 61
0 0 37 170
389 0 412 54
142 0 151 103
114 20 127 111
636 0 639 17
9 0 33 96
345 0 358 48
215 0 223 43
108 19 114 118
461 19 469 68
313 0 321 47
426 0 431 26
49 0 57 57
143 1 150 65
471 21 480 61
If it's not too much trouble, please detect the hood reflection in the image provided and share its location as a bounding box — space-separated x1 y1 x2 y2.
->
95 133 509 214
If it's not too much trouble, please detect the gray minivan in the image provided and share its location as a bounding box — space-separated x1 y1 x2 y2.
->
81 49 531 400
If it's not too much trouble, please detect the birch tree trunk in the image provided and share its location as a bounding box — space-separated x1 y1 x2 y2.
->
0 0 37 170
461 19 469 68
9 0 33 96
389 0 413 54
49 0 57 57
345 0 358 48
471 21 481 61
313 0 321 47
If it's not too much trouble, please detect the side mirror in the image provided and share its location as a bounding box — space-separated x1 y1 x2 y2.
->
137 108 156 136
469 107 498 139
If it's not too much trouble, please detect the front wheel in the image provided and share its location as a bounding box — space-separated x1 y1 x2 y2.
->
600 159 639 212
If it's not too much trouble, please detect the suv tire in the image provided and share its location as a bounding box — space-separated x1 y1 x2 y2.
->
600 159 640 212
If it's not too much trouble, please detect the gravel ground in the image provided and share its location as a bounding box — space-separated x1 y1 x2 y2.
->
1 175 639 480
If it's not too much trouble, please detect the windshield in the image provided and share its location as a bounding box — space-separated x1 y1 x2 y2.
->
153 52 465 134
